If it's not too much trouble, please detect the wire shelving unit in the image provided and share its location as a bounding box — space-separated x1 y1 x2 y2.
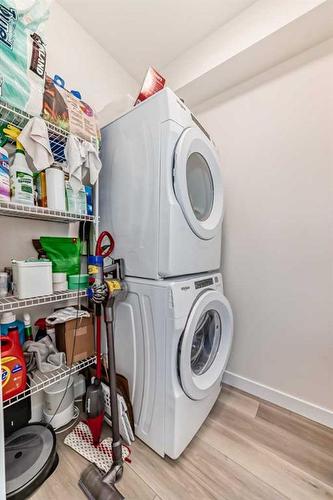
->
0 289 87 313
0 101 98 417
0 99 71 163
0 200 95 223
3 356 96 409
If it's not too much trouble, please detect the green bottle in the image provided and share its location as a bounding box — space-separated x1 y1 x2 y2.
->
23 313 33 341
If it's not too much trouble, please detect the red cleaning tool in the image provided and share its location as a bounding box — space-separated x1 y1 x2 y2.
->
85 231 114 445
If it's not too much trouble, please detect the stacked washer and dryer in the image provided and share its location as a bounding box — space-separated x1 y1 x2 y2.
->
100 88 233 459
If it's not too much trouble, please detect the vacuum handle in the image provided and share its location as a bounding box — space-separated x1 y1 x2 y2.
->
105 312 122 465
95 231 114 258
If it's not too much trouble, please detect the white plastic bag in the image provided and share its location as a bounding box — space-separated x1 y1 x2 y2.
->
0 0 50 115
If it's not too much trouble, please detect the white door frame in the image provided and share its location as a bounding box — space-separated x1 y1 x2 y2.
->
174 127 224 240
179 290 233 401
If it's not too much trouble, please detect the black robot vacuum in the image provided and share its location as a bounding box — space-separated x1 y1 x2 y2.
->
5 423 58 499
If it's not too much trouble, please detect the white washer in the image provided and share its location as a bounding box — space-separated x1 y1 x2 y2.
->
100 88 224 279
113 272 233 458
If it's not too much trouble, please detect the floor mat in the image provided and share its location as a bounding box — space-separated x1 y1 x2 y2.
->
64 421 131 472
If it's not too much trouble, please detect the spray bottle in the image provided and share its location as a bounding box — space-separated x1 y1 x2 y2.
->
23 313 33 341
3 124 34 206
0 125 10 202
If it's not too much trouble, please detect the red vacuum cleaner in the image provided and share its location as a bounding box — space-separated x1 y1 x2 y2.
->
85 231 114 446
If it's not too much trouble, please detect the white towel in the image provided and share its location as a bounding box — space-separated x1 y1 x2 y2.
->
65 134 102 192
46 306 90 325
82 140 102 186
64 135 83 192
18 117 54 171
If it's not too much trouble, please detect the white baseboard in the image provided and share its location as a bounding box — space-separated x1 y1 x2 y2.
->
223 370 333 429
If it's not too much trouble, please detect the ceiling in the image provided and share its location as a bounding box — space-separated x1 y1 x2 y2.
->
57 0 256 82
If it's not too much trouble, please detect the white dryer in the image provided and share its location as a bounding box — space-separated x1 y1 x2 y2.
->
100 88 224 280
113 272 233 459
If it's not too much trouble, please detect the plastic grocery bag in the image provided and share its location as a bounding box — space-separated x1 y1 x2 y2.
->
0 0 50 115
39 237 81 275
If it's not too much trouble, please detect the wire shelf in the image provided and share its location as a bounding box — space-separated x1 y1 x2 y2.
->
3 355 97 409
0 99 71 163
0 289 87 313
0 201 95 223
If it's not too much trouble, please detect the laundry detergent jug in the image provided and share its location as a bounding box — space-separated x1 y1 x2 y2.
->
1 326 27 401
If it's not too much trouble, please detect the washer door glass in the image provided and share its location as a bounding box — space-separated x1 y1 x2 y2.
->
174 127 223 240
191 310 221 375
179 289 233 401
186 153 214 222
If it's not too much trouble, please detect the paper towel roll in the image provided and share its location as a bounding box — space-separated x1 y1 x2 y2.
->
46 167 66 211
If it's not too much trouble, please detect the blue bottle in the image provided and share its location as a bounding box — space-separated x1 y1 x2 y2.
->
0 311 25 345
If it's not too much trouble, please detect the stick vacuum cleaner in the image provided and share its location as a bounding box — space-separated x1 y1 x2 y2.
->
84 231 114 446
80 233 126 500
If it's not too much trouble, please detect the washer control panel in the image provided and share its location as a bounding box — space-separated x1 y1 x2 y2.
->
194 277 214 289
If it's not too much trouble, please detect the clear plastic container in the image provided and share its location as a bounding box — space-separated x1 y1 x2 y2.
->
0 272 8 297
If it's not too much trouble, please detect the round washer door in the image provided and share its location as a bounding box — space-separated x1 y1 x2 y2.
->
174 127 223 240
179 289 233 401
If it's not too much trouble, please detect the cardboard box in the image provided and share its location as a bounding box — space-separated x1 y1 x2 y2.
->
55 316 94 364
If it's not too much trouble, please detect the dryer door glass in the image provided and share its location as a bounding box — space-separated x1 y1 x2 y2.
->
179 290 233 401
174 127 223 240
186 153 214 221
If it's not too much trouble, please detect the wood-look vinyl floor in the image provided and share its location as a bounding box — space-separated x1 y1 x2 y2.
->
31 385 333 499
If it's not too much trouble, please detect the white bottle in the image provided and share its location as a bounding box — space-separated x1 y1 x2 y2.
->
10 144 34 206
45 167 66 210
0 145 10 202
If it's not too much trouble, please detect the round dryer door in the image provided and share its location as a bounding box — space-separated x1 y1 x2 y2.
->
179 289 233 401
174 127 223 240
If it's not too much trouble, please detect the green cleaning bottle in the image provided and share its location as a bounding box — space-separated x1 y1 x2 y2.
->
23 313 33 341
4 125 34 206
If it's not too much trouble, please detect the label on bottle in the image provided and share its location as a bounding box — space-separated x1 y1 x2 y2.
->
24 326 32 341
1 355 25 400
0 153 10 201
11 170 33 202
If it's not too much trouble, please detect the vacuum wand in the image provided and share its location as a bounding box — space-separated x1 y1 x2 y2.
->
79 255 126 500
104 300 123 477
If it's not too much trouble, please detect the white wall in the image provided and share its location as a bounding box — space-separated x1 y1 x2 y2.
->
198 49 333 420
47 2 138 112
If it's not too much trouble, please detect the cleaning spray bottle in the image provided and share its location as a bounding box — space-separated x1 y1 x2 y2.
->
4 125 34 206
0 125 10 202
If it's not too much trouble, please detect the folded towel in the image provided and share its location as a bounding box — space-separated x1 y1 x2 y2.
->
46 306 90 325
65 134 101 192
24 336 66 373
18 117 54 171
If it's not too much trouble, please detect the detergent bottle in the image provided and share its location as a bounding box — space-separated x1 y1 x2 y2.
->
1 326 27 401
4 124 34 206
0 312 25 345
0 125 10 202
